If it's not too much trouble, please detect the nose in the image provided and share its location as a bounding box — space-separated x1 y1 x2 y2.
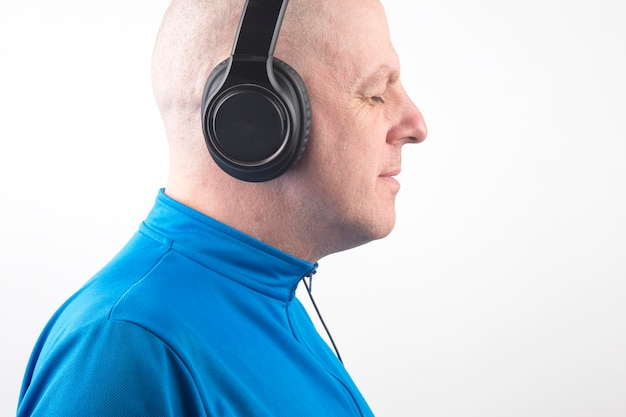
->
387 86 428 145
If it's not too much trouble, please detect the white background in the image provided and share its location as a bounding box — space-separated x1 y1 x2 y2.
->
1 1 625 416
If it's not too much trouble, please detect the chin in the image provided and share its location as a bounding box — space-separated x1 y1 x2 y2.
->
321 201 398 254
373 218 396 240
321 215 396 258
358 210 397 244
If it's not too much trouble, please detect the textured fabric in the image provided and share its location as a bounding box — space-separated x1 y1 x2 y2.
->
17 190 374 416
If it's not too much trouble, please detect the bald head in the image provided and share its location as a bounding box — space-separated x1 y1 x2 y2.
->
152 0 331 127
152 0 237 120
150 0 343 189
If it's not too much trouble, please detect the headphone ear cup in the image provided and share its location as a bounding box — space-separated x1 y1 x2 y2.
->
271 58 312 168
202 57 312 182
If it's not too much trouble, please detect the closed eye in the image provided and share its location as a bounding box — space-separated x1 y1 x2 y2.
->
370 95 385 104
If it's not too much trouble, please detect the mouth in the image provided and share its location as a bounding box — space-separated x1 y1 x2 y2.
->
380 167 401 178
379 168 401 189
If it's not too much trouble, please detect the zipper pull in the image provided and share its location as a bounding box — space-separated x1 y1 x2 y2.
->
304 265 317 293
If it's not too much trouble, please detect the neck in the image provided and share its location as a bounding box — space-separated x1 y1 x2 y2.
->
165 170 323 263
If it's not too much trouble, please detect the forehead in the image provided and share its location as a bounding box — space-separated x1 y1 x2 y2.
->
326 1 399 83
336 1 392 49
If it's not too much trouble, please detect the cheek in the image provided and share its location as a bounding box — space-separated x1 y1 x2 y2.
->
308 114 366 184
304 90 386 190
306 103 345 166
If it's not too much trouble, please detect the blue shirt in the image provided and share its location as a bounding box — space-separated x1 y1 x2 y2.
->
18 190 375 416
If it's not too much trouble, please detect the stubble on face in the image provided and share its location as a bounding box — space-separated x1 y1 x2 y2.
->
278 0 405 257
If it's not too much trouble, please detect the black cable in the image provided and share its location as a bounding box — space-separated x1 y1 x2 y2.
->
302 277 343 364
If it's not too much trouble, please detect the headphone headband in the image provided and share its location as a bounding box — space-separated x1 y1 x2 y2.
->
233 0 288 58
201 0 311 182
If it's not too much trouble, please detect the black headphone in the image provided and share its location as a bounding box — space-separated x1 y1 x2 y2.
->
201 0 311 182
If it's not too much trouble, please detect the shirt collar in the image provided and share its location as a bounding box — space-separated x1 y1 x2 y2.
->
140 189 316 301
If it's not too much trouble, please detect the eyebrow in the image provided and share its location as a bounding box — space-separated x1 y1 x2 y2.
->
357 64 400 91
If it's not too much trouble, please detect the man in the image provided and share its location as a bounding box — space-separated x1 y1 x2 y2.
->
17 0 426 415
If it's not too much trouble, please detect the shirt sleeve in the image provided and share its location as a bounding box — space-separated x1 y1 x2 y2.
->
17 319 205 417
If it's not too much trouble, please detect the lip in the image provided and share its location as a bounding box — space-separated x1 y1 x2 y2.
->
379 168 401 189
380 168 401 177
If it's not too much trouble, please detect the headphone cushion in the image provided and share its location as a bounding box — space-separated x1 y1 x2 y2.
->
271 58 312 167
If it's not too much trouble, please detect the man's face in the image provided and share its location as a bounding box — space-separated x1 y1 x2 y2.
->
285 0 427 255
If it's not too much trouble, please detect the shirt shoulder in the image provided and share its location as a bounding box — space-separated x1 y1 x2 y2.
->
18 319 206 416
